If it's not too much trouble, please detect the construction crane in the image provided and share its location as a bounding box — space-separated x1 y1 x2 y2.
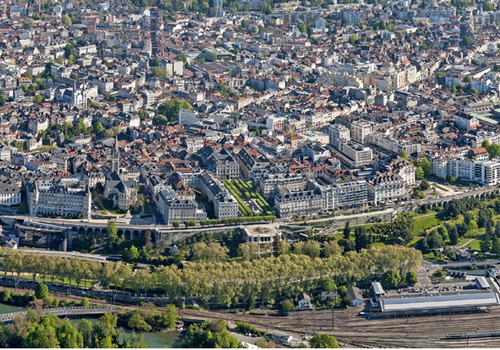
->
184 184 201 200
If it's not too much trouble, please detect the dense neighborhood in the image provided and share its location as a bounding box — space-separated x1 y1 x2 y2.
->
1 0 500 347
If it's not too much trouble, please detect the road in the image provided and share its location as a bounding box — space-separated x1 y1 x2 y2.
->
20 249 108 263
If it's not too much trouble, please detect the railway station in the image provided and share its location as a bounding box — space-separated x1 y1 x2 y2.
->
380 292 500 313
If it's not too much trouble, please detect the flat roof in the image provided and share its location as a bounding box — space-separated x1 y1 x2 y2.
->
372 282 385 295
380 293 500 312
476 276 490 289
472 114 498 125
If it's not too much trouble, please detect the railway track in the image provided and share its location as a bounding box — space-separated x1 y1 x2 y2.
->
181 307 500 347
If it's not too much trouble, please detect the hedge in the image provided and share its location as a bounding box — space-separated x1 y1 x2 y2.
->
199 215 276 226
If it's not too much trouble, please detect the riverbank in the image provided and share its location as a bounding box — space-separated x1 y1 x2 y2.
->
0 291 183 348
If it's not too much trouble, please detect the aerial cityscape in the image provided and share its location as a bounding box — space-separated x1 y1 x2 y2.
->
1 0 500 347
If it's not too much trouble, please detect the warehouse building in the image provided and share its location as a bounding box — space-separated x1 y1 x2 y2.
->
380 293 500 313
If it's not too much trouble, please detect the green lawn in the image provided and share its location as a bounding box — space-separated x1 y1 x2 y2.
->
143 205 152 215
452 236 472 247
423 252 445 262
466 239 481 251
405 236 421 247
412 212 447 235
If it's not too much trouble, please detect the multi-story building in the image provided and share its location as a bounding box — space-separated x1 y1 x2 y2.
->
27 179 91 218
199 172 238 219
200 146 239 180
455 114 480 131
367 174 407 205
327 124 350 148
28 118 49 134
431 156 450 179
0 177 21 206
368 133 421 155
431 157 500 186
157 187 207 225
258 172 304 198
274 186 322 218
386 157 416 185
333 180 368 209
336 140 373 168
351 122 372 144
275 178 369 217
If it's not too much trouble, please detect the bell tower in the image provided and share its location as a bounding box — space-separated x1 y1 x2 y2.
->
111 134 119 173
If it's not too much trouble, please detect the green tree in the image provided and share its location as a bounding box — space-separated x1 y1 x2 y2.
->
438 226 449 241
100 312 117 337
427 230 444 249
34 283 49 300
123 245 139 260
238 243 259 261
23 19 35 28
492 236 500 254
158 99 193 124
462 36 474 46
127 312 152 332
419 179 430 190
93 122 103 135
467 220 478 236
34 95 44 104
348 34 358 45
343 221 351 240
415 166 424 180
450 225 459 245
309 334 340 348
471 88 478 94
484 2 494 11
463 75 472 83
281 300 295 313
57 323 83 348
381 269 401 289
447 175 456 184
177 53 188 65
405 271 418 285
152 67 170 79
400 150 408 159
23 323 60 348
0 95 6 105
421 158 432 176
81 297 89 307
451 86 457 93
298 23 306 32
172 221 180 228
107 219 117 241
62 14 72 26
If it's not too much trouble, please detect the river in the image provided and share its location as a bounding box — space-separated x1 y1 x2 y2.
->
0 303 182 348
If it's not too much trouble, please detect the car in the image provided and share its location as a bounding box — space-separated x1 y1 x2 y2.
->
82 291 87 295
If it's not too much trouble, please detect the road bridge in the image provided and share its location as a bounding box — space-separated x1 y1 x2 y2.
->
0 306 116 323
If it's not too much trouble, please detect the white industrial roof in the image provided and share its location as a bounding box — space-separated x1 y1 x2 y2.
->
476 276 490 289
372 281 385 295
380 293 500 312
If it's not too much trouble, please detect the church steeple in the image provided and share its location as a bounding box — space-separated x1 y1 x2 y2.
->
111 134 119 173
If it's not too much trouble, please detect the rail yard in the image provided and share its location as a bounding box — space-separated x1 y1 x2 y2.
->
180 306 500 348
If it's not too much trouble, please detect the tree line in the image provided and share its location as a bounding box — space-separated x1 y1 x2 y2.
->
0 245 421 309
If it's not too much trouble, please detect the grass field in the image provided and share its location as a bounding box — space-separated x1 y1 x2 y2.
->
405 235 421 247
412 212 447 235
466 239 481 251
